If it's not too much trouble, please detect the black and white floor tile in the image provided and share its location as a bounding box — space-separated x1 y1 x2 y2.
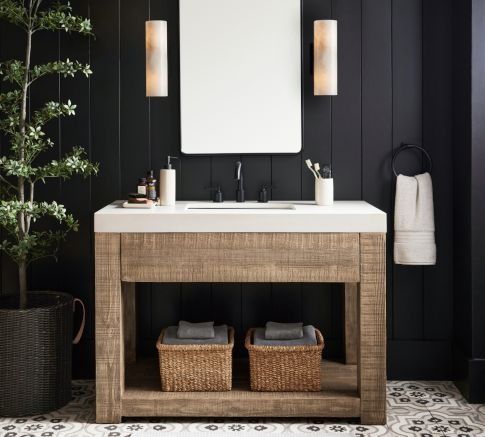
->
0 380 484 437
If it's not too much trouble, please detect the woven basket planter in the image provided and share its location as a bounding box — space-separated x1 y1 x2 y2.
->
156 327 234 392
0 291 75 416
245 327 324 392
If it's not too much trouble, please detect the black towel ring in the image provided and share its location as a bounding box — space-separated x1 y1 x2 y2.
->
392 144 432 177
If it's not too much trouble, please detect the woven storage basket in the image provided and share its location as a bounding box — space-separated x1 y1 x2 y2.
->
156 326 234 392
245 327 324 392
0 292 74 416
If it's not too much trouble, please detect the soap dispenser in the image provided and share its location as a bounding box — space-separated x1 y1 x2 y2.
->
160 156 178 206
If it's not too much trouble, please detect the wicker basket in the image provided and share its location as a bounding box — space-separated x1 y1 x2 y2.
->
245 327 324 392
156 326 234 392
0 292 74 416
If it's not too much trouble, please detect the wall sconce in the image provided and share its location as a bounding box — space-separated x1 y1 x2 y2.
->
314 20 338 96
146 20 168 97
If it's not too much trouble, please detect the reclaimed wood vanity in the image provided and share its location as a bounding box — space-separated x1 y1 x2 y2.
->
94 201 387 424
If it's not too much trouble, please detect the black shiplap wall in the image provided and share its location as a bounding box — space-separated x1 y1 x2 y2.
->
0 0 453 379
452 0 485 402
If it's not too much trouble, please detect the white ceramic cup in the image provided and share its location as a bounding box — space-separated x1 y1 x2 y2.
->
315 178 334 206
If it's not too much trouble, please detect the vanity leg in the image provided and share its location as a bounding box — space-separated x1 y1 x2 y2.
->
123 282 136 364
95 233 123 424
358 233 386 425
344 283 358 364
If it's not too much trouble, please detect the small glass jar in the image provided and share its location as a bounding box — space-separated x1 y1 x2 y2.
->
137 178 147 196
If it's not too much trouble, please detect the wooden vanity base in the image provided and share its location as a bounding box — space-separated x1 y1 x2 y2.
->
95 232 386 424
123 359 359 418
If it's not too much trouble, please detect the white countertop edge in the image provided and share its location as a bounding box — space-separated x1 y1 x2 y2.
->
94 201 387 233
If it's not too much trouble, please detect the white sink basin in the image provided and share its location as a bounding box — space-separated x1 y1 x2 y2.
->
186 202 295 210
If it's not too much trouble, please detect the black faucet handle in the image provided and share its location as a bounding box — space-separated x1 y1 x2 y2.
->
204 185 224 203
258 184 274 203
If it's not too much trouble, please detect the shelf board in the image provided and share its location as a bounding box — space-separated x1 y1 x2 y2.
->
123 359 359 418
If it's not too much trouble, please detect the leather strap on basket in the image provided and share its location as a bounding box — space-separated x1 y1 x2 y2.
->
73 298 86 345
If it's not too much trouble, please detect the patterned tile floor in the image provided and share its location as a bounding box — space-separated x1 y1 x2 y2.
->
0 380 484 437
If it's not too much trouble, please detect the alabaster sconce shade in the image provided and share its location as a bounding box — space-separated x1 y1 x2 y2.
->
146 20 168 97
314 20 338 96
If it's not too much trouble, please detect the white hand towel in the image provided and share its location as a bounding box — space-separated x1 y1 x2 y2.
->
394 172 436 265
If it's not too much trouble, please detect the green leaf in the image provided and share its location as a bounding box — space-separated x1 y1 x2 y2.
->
32 99 77 126
0 0 27 28
35 1 94 35
35 147 99 180
31 59 93 82
0 60 26 86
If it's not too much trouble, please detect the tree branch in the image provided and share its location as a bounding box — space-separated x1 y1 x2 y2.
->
25 180 34 233
0 174 17 190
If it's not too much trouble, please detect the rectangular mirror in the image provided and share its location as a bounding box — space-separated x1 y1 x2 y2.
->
179 0 302 154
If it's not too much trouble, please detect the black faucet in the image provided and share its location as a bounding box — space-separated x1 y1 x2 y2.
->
235 161 245 202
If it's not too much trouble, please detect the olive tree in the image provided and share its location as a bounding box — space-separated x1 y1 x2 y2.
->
0 0 98 308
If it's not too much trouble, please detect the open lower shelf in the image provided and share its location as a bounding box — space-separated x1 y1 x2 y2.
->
123 359 360 418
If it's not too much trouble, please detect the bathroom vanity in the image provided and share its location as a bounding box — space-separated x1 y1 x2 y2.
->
94 201 387 424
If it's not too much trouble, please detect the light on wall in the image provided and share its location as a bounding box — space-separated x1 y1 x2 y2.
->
146 20 168 97
314 20 338 96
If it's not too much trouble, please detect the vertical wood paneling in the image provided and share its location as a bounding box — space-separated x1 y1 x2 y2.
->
361 0 393 337
241 283 272 334
331 0 362 200
151 284 181 337
422 0 453 340
271 156 301 200
241 156 272 200
180 156 211 200
181 283 212 321
90 0 121 209
120 0 149 196
301 284 333 341
211 156 239 201
392 0 424 340
451 0 472 359
212 284 243 355
271 284 302 322
136 284 152 355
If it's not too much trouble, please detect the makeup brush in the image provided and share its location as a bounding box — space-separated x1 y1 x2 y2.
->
314 162 322 178
305 159 318 179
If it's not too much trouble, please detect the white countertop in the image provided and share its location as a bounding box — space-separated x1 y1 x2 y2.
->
94 201 387 233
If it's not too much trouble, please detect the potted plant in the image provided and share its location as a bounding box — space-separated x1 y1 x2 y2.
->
0 0 97 416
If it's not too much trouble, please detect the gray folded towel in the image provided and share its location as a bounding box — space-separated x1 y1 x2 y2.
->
164 325 228 345
265 321 304 340
254 325 317 346
177 320 215 339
